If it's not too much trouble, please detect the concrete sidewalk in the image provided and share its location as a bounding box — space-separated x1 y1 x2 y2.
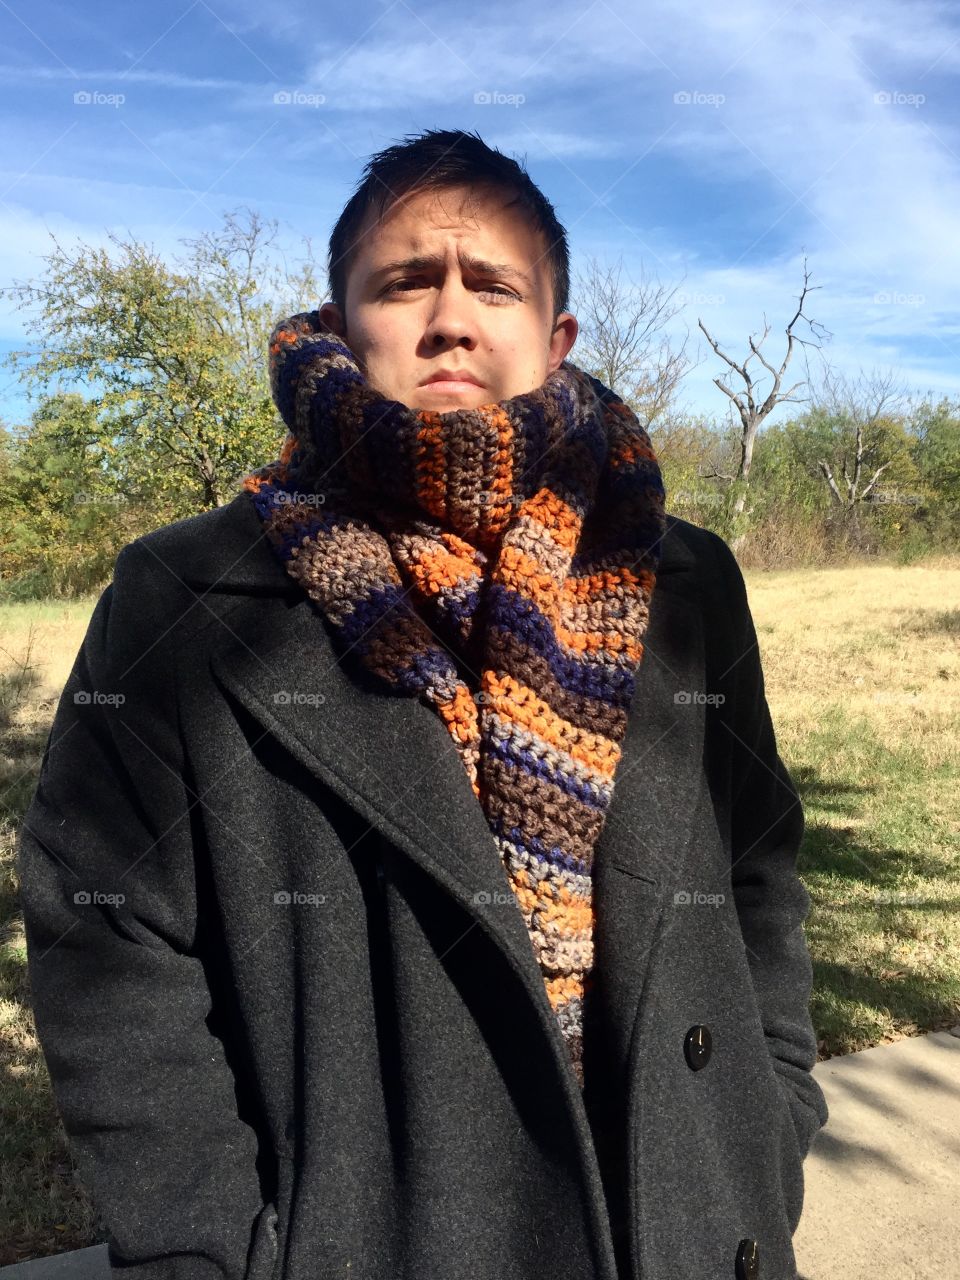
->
795 1028 960 1278
4 1030 958 1279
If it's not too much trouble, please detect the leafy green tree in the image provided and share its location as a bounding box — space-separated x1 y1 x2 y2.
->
2 208 322 514
0 393 138 596
909 396 960 505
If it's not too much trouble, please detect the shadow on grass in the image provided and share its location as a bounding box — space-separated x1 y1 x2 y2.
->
809 953 960 1055
794 761 952 883
0 659 55 828
899 607 960 636
790 762 960 1058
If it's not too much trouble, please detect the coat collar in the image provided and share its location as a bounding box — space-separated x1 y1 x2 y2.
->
158 491 704 1149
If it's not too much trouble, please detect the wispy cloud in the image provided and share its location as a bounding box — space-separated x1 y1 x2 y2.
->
0 62 255 91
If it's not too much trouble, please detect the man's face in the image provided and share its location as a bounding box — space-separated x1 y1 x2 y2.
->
319 184 578 412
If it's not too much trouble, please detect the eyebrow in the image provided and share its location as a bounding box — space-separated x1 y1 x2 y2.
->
370 252 535 292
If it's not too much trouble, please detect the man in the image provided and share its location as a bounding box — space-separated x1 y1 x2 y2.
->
17 128 828 1280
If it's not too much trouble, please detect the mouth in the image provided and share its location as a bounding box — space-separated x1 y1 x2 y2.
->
419 370 485 392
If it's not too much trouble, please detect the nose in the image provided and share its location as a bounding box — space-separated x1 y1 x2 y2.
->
422 275 479 350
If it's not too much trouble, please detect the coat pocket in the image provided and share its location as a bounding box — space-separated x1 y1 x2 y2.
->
245 1152 295 1280
245 1199 279 1280
774 1067 826 1163
771 1073 807 1237
734 995 810 1238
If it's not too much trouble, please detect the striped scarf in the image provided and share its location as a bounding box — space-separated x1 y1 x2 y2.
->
240 310 666 1087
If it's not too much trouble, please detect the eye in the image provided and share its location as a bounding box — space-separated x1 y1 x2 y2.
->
383 279 519 300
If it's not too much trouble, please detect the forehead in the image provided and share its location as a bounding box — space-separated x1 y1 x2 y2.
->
350 184 548 287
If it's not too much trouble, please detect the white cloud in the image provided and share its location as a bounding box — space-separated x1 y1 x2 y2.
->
0 63 255 91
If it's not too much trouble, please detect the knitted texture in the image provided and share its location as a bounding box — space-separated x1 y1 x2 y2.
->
240 311 667 1087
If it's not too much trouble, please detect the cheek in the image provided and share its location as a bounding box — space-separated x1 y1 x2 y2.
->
351 313 411 365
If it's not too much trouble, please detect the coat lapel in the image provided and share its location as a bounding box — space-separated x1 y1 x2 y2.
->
208 584 561 994
589 545 706 1079
184 493 704 1085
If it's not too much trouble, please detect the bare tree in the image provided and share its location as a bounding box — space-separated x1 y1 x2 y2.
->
697 258 830 548
811 366 911 548
570 255 693 429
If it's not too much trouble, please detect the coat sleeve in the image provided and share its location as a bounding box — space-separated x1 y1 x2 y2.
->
16 541 270 1280
708 530 829 1163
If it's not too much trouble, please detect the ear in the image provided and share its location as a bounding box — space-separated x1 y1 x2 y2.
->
318 302 346 336
547 312 579 372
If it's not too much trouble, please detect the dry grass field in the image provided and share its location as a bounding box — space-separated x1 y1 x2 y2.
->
746 557 960 1056
1 557 958 1259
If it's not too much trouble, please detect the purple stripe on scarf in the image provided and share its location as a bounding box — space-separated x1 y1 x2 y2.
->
486 583 638 706
485 733 610 811
489 817 592 879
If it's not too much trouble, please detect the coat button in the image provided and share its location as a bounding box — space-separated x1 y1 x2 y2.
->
735 1238 760 1278
683 1024 712 1070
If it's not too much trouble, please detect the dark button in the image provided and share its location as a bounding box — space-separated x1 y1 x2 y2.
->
683 1024 712 1070
735 1238 760 1279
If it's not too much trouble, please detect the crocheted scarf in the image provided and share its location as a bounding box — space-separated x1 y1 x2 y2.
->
240 311 667 1088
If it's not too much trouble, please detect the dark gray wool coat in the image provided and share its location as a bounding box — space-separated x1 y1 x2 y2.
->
17 490 829 1280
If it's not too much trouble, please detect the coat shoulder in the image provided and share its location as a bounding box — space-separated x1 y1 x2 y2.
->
118 492 295 598
661 511 741 582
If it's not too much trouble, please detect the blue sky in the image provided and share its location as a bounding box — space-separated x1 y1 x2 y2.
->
1 0 959 428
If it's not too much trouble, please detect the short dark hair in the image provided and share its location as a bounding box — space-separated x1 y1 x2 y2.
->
326 127 570 322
